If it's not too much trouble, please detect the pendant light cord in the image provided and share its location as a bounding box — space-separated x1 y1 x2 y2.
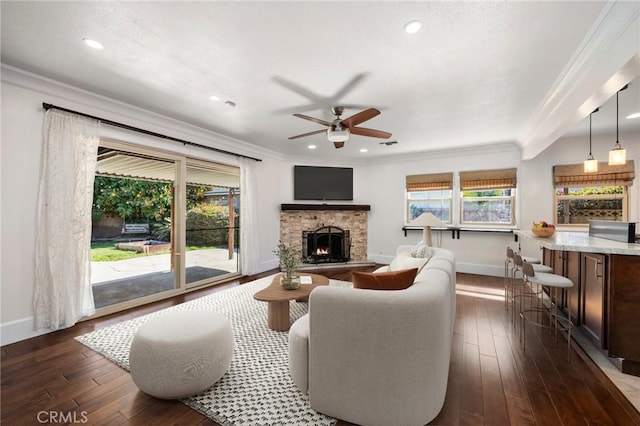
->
615 84 628 146
616 90 619 144
589 112 593 155
589 107 598 156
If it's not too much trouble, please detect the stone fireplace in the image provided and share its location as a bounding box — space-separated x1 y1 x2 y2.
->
279 204 370 263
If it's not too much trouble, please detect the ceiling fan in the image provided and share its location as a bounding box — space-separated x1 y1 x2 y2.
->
288 106 391 148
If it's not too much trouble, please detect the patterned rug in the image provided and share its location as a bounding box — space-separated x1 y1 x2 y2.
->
76 275 349 425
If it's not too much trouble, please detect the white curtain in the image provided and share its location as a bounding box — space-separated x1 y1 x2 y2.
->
239 157 260 275
34 109 100 330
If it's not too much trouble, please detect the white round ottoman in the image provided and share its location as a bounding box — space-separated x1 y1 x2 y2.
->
129 310 233 399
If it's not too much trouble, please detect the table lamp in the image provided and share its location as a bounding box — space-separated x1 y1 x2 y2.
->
410 212 445 246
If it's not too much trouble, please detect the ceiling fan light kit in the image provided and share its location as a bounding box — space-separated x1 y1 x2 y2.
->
327 128 349 143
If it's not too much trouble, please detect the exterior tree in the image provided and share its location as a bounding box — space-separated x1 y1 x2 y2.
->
92 176 207 223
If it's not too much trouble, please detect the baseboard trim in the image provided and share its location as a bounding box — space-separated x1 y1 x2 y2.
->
456 262 504 277
1 317 52 346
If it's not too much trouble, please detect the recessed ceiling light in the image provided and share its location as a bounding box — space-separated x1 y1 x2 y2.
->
626 112 640 119
360 148 368 153
224 101 236 108
403 20 422 34
209 95 221 102
83 38 104 50
308 145 317 150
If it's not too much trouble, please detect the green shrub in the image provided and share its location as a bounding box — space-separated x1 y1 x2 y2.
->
186 204 232 246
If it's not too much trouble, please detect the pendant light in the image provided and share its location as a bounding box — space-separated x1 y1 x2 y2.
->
608 85 628 166
584 108 599 173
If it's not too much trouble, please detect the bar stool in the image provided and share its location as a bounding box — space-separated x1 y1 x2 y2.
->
504 247 542 311
519 261 574 357
508 253 552 325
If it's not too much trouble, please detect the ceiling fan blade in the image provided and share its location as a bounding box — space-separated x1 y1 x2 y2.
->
332 73 368 101
293 113 333 127
350 127 392 139
273 76 323 103
341 108 380 128
288 129 327 140
333 141 345 149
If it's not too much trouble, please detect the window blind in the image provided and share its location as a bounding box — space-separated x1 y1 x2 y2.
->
405 172 453 191
553 161 635 187
460 168 517 190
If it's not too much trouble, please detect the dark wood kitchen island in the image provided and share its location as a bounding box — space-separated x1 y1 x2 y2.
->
515 230 640 376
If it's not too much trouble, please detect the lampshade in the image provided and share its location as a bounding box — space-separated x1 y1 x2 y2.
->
584 157 598 173
609 145 627 165
608 85 627 166
327 128 349 143
410 212 445 246
584 109 598 173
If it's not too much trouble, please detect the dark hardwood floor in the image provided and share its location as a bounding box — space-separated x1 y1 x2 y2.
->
2 269 639 425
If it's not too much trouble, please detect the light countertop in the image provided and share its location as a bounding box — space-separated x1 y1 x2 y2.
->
515 230 640 256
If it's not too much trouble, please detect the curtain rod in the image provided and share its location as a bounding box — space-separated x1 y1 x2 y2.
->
42 103 262 162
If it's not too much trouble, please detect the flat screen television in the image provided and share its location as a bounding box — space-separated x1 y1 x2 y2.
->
294 165 353 201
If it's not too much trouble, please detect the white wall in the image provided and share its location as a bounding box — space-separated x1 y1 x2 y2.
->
1 81 43 335
2 65 638 344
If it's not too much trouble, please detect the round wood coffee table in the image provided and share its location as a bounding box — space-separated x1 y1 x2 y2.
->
253 273 329 331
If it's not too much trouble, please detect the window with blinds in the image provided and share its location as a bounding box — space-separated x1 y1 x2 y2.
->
553 161 634 225
405 172 453 223
459 168 517 225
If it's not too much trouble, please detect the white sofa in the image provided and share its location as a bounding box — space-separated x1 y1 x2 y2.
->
288 246 456 426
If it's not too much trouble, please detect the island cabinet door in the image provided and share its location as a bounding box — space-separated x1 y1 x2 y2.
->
566 251 581 325
581 253 607 348
607 254 640 361
553 250 565 276
542 247 554 269
543 249 580 320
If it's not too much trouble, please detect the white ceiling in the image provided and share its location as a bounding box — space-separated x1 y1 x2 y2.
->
1 1 638 160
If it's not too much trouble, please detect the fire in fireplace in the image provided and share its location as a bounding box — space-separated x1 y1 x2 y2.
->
302 226 350 264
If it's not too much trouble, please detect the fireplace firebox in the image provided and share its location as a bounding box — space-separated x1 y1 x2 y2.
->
302 226 350 264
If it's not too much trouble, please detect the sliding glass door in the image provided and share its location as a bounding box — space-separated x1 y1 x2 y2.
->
90 142 240 310
90 147 178 308
184 161 240 286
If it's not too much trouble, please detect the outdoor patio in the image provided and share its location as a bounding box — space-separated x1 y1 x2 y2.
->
91 248 238 308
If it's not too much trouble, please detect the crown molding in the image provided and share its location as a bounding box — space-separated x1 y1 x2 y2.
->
366 142 521 165
518 1 640 160
1 64 282 162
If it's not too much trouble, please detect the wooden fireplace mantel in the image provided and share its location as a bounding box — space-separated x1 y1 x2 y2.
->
281 204 370 211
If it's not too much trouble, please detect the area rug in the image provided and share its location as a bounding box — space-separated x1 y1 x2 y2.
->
77 275 347 425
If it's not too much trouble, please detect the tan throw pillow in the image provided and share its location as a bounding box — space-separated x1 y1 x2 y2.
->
389 251 429 274
352 268 418 290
